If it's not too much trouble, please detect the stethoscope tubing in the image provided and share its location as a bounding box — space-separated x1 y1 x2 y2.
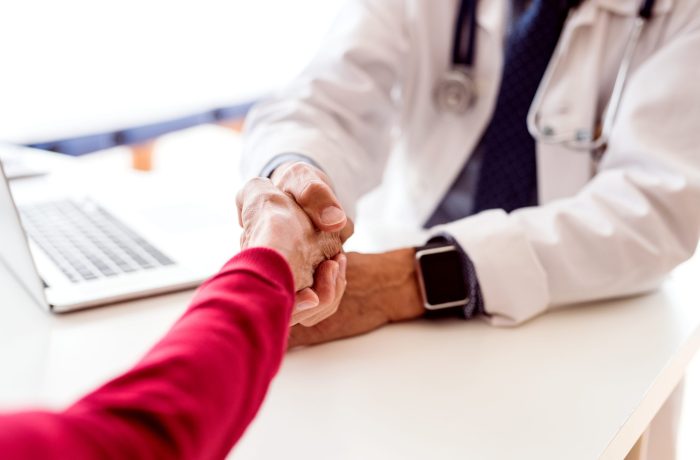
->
452 0 478 67
441 0 657 155
527 8 651 152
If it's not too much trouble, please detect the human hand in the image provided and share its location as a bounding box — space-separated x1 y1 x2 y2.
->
269 161 354 242
287 249 426 348
291 252 347 326
236 177 342 292
238 161 353 326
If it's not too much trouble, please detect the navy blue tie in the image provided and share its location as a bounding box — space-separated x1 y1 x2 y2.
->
427 0 572 227
472 0 571 213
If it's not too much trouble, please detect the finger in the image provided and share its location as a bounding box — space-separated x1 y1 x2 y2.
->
317 232 344 260
274 163 347 233
302 254 346 323
236 177 278 225
235 188 245 228
299 256 344 326
299 303 336 327
298 180 346 232
300 254 346 326
339 218 355 243
311 259 339 306
290 288 320 326
295 259 338 327
292 303 323 326
335 252 347 283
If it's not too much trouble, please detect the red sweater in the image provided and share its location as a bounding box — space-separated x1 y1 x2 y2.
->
0 248 294 460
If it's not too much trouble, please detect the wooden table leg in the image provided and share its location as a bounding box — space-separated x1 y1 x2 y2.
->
625 429 650 460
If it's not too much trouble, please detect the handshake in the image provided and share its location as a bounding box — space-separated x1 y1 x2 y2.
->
237 162 354 327
237 162 426 347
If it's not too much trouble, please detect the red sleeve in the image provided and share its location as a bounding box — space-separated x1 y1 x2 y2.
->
0 247 295 460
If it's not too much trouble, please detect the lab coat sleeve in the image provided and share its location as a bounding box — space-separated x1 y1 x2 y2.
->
240 0 408 217
437 17 700 326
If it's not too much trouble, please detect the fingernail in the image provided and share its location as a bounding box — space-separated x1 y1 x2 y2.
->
321 206 345 226
296 300 318 311
331 263 340 283
338 254 347 279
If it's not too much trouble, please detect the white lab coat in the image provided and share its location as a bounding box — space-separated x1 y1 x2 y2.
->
242 0 700 327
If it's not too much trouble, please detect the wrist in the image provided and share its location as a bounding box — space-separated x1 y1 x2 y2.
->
381 248 425 322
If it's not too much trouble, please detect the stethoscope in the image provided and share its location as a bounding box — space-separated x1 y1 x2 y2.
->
434 0 479 114
435 0 657 154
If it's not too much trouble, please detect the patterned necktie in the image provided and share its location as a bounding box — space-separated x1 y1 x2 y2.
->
471 0 571 213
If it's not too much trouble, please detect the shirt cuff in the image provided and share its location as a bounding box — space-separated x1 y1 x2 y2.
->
259 153 324 178
426 233 485 319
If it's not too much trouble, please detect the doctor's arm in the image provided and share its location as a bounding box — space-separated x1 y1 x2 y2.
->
241 0 407 213
288 12 700 346
436 15 700 326
243 5 700 348
239 0 409 326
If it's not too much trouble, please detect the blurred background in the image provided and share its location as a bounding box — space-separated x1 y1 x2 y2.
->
0 1 698 459
0 0 344 147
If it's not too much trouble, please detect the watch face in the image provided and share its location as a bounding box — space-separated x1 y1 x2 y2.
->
418 249 468 306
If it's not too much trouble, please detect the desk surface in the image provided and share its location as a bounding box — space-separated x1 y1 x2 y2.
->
1 128 699 460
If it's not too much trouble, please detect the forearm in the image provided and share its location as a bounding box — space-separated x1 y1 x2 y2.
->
435 163 700 327
0 248 294 460
288 248 424 348
240 1 408 213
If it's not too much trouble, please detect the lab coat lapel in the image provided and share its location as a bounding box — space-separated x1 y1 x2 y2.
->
534 0 676 204
534 1 601 203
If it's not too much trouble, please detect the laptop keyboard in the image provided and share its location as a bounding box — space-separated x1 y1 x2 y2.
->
19 199 175 283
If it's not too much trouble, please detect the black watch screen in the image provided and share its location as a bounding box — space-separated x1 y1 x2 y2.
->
418 248 468 306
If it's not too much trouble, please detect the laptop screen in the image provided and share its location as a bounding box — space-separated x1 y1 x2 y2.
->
0 150 47 308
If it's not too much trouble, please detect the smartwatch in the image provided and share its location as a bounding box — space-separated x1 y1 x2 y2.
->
414 241 470 313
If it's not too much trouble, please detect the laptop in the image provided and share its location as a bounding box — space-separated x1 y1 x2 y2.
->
0 147 237 313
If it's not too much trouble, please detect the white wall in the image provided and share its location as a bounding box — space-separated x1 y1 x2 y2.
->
0 0 345 142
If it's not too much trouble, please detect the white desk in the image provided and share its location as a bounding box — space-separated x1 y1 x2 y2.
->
1 128 699 459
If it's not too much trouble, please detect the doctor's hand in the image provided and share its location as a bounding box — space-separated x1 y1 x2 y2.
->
287 249 426 348
269 161 354 243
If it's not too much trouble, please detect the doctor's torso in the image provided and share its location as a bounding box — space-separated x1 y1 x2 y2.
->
355 0 688 226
